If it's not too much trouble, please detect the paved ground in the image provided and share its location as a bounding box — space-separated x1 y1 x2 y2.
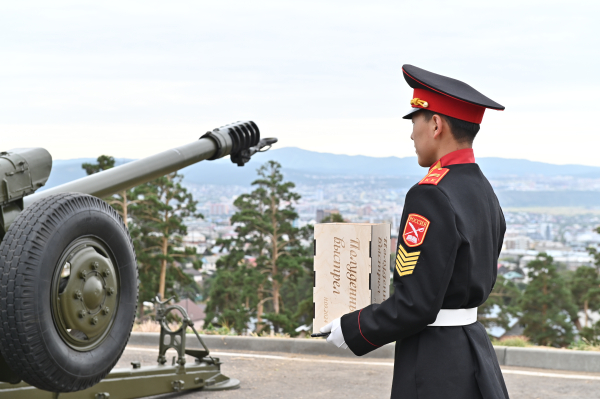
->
119 346 600 399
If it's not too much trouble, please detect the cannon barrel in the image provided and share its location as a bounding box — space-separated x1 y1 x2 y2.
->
0 120 274 392
23 120 271 208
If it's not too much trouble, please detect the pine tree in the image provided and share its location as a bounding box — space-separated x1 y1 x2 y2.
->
203 249 264 332
82 155 115 175
590 227 600 275
478 275 521 333
129 173 202 302
81 155 140 223
569 266 600 330
519 253 578 347
583 236 600 341
320 213 345 223
205 161 313 334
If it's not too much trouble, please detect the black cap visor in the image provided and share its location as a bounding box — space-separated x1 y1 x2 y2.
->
402 107 423 120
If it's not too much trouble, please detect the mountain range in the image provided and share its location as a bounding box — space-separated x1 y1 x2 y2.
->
44 147 600 187
40 147 600 208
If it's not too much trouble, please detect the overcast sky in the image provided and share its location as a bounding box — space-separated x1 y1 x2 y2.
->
1 1 599 165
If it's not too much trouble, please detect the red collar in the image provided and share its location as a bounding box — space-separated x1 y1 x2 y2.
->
428 148 475 172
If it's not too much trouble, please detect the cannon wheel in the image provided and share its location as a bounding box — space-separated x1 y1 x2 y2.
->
0 193 138 392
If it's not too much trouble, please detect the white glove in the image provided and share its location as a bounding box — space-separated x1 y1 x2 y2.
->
320 317 348 349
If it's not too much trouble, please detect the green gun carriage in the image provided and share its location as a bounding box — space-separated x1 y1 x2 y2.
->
0 121 276 398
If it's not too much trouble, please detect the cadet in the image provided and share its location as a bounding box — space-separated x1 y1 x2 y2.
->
321 65 509 399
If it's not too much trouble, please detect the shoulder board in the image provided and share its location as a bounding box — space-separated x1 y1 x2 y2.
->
418 168 450 185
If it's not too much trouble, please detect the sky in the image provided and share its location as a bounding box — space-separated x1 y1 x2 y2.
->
1 1 599 165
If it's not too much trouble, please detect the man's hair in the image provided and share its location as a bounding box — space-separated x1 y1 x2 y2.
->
419 109 480 144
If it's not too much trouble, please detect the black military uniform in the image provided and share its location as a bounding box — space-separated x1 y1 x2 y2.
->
340 65 509 399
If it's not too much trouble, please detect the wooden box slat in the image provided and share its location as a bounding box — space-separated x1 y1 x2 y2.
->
313 223 390 333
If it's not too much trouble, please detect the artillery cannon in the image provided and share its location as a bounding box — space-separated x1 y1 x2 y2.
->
0 121 276 397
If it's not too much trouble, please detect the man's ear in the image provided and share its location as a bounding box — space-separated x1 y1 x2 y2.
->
432 114 444 139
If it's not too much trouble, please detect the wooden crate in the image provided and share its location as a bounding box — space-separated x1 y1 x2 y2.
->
313 223 390 333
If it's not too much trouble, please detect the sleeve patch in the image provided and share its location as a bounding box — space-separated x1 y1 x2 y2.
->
396 244 421 277
402 213 430 247
419 167 450 185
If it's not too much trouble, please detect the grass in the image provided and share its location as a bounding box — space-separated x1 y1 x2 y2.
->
132 320 290 337
492 335 600 351
133 319 178 333
132 322 600 351
132 320 236 335
568 338 600 352
249 331 291 338
491 335 531 347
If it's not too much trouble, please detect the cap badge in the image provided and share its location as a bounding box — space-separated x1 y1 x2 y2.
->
410 98 429 108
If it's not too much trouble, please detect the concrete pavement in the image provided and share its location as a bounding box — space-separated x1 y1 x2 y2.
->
119 345 600 399
130 332 600 373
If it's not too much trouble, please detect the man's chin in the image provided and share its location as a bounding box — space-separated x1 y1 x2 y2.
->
417 158 432 168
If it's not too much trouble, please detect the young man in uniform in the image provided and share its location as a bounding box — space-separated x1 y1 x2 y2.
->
321 65 509 399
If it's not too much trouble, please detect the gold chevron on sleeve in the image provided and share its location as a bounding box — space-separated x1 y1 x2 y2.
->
398 244 420 259
396 244 421 276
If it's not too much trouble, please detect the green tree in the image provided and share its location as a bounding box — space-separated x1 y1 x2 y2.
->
569 266 600 331
583 231 600 342
478 275 522 333
81 155 140 223
129 173 202 302
82 155 115 175
589 227 600 275
519 253 578 347
320 213 345 223
203 251 264 332
205 161 313 334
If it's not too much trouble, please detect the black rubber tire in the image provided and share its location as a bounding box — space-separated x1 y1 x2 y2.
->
0 193 138 392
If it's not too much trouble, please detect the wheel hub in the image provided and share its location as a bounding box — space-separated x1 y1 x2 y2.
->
52 238 119 351
83 274 105 310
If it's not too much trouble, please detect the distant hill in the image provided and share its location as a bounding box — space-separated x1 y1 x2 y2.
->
45 147 600 189
41 147 600 208
496 191 600 208
44 158 132 190
260 148 600 179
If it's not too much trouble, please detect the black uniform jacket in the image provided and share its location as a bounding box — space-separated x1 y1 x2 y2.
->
340 149 509 399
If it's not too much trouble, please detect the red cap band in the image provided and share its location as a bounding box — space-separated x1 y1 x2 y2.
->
411 88 486 124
